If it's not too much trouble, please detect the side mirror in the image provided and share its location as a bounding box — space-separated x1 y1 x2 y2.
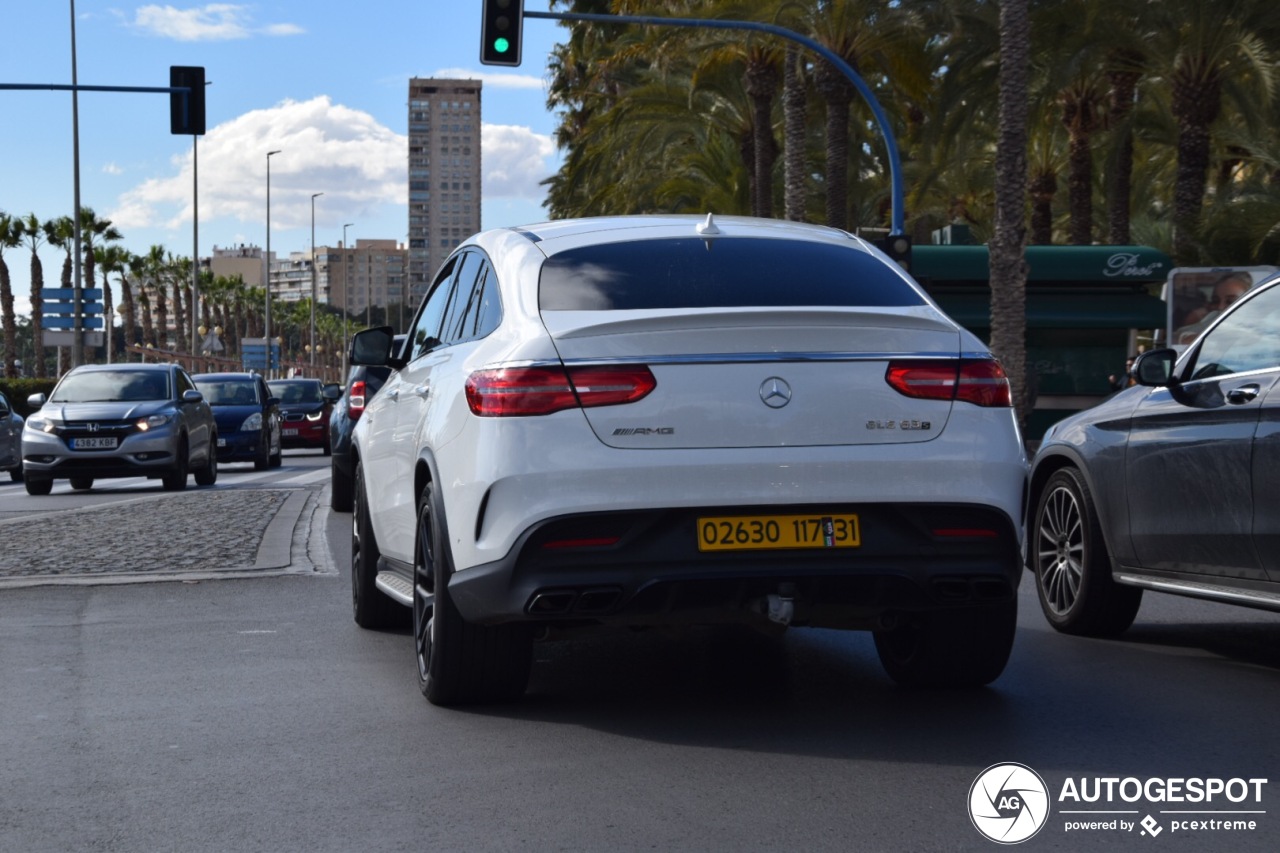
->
182 389 204 404
28 392 48 408
1133 349 1177 387
322 385 341 402
266 396 280 408
351 326 397 367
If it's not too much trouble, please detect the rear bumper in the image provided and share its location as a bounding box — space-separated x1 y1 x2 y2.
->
448 502 1022 628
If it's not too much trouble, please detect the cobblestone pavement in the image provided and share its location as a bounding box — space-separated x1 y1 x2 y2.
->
0 488 316 580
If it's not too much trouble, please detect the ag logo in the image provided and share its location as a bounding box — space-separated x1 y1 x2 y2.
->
968 763 1050 844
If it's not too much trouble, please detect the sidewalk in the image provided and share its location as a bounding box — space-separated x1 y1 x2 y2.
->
0 486 336 587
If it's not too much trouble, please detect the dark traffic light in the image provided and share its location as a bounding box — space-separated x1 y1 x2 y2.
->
881 233 912 272
481 0 524 66
169 65 206 136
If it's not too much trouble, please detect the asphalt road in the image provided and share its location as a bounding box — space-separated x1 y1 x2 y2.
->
2 454 1278 852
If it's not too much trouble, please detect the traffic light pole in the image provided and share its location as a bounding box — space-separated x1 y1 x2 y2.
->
521 9 906 237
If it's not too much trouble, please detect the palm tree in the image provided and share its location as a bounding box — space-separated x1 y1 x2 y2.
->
95 244 130 363
1145 0 1278 263
78 208 122 358
123 252 146 356
0 213 18 377
16 214 49 377
44 217 75 370
989 0 1031 424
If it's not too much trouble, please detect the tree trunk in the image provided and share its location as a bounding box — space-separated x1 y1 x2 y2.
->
30 253 46 377
1106 58 1141 245
744 54 779 219
989 0 1031 427
1171 64 1222 264
1029 170 1057 245
815 60 853 231
783 46 808 222
0 256 15 378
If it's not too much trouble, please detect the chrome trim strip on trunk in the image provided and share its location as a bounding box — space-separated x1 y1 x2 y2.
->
556 351 984 367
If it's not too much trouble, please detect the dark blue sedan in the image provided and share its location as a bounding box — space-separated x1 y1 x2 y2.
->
193 373 282 469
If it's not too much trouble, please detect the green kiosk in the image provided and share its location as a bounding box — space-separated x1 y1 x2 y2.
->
910 240 1172 439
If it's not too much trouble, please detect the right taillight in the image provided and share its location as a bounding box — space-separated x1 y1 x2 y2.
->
347 380 367 420
466 365 656 417
885 359 1012 407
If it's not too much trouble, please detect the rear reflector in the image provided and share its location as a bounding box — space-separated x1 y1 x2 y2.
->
466 365 656 417
541 536 622 550
885 359 1012 407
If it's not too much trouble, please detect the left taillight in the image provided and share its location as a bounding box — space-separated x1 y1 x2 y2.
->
466 365 656 417
885 359 1012 407
347 380 367 420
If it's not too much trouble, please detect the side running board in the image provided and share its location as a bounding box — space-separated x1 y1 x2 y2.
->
374 571 413 606
1115 572 1280 613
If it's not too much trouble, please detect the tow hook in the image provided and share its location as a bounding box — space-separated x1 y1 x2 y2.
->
764 592 795 627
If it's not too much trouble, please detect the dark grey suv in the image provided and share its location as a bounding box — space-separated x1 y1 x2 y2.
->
22 363 218 495
1027 272 1280 634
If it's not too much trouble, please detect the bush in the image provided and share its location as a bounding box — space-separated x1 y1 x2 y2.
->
0 378 58 419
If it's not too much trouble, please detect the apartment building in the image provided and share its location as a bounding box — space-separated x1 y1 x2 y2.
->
408 77 483 302
317 239 408 319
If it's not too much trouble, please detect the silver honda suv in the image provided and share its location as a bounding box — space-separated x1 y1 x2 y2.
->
22 363 218 495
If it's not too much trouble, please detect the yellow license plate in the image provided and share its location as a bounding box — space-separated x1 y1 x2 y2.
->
697 514 861 552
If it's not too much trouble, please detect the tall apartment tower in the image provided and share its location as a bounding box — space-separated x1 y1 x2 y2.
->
407 78 483 302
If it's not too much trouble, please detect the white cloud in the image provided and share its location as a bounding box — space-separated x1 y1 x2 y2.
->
102 162 124 175
432 68 546 91
482 124 556 199
107 100 556 234
132 4 303 41
110 96 405 231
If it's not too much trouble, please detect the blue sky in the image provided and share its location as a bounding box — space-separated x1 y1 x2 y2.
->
1 1 568 315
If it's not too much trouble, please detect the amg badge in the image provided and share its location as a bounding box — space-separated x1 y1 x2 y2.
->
613 427 675 436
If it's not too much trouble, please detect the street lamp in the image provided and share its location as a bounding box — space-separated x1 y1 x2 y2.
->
310 191 324 367
265 149 282 376
342 222 353 377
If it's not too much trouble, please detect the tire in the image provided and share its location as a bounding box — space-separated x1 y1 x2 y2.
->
351 464 404 630
194 437 218 486
162 438 189 491
415 480 532 705
25 476 52 496
322 439 332 457
1031 467 1142 637
874 600 1017 687
254 435 270 470
69 476 94 491
269 432 282 468
330 459 353 512
9 462 23 482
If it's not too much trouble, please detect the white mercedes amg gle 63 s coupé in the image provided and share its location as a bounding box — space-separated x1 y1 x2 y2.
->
348 215 1027 704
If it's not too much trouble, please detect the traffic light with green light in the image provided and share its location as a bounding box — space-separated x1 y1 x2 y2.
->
481 0 524 66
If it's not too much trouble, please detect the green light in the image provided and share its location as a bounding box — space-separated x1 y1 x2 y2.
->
494 37 510 54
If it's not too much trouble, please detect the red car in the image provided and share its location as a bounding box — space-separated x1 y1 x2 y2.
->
267 379 340 455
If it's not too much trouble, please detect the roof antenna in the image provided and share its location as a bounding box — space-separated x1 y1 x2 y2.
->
696 212 721 236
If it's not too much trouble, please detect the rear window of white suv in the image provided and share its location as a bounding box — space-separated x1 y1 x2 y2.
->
539 237 925 311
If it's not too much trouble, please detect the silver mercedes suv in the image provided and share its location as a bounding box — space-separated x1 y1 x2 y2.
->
22 363 218 495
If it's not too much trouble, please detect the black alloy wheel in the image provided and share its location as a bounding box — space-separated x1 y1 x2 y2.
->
1032 467 1142 637
414 480 532 706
